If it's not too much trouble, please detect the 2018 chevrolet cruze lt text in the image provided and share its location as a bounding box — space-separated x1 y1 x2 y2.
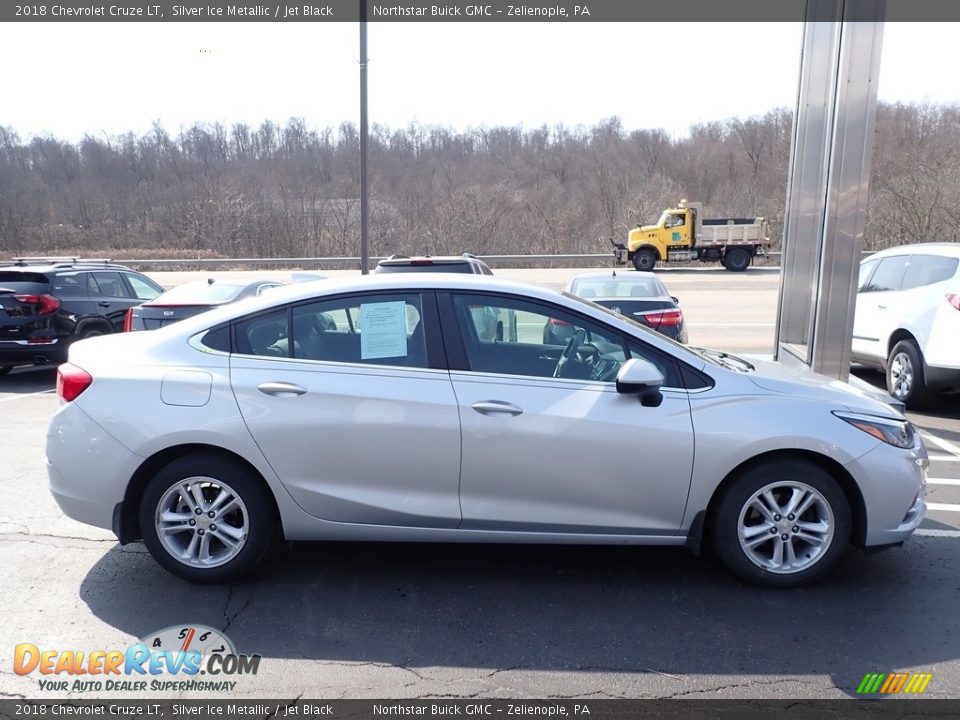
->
46 274 927 587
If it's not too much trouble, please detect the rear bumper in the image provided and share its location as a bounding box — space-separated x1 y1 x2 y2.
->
0 338 67 365
46 401 141 534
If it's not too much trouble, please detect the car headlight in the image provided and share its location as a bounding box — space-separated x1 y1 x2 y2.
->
833 411 917 448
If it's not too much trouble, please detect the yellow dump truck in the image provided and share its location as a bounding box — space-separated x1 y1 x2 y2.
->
611 200 770 272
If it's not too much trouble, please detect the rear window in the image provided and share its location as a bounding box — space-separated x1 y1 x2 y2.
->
150 282 246 305
0 271 49 293
376 262 473 274
571 277 667 299
902 255 959 290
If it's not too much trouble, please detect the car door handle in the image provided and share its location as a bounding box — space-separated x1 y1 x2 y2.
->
877 304 887 310
98 301 111 307
257 382 308 397
471 400 523 416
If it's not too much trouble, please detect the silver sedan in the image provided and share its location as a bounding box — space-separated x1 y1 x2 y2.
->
46 274 927 587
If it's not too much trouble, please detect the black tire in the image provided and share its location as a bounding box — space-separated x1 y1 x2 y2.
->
887 339 936 410
0 366 12 377
632 248 657 272
723 248 752 272
710 458 850 588
139 452 278 583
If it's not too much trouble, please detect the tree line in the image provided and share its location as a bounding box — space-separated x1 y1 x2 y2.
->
0 101 957 261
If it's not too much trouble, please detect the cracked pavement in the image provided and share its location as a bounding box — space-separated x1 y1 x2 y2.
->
2 358 960 701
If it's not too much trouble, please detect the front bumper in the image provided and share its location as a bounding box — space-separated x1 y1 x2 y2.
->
611 242 628 264
846 439 927 547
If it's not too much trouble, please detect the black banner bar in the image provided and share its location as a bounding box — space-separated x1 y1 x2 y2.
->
3 0 960 22
3 700 960 720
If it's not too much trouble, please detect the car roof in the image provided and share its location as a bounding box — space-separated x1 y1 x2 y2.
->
568 271 658 281
865 243 960 260
0 263 128 272
378 255 483 264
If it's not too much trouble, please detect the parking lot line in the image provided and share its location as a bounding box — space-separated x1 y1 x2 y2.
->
926 502 960 513
921 433 960 457
929 455 960 462
927 478 960 486
915 528 960 538
0 389 54 403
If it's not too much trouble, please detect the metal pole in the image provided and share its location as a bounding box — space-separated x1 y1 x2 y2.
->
359 5 369 274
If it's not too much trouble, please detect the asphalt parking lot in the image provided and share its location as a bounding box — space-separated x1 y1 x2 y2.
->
1 267 958 700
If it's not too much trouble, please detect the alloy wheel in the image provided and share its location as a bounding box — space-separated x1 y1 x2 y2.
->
889 351 914 400
737 481 835 574
155 476 249 568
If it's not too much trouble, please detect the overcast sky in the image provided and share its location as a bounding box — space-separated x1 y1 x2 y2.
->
2 22 958 142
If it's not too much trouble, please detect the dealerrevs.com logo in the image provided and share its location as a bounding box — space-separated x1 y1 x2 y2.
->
14 625 260 693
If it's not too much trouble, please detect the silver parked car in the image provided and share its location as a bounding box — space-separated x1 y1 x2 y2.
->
47 274 927 587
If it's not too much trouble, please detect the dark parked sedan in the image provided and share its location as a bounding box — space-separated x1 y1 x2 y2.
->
125 278 284 331
548 271 687 344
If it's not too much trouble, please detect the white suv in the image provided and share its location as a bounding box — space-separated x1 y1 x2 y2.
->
853 243 960 407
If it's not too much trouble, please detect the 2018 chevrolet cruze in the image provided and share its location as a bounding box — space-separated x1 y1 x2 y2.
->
47 274 927 587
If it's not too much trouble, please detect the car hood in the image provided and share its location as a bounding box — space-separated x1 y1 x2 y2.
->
744 358 904 417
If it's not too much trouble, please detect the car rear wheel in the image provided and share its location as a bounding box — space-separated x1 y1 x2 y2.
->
139 452 277 583
711 459 850 588
887 339 936 409
632 249 657 272
723 248 752 272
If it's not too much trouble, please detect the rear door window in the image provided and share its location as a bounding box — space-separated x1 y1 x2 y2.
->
901 255 959 290
861 256 908 293
88 272 132 298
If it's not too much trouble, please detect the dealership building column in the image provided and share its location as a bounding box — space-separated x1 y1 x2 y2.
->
774 1 885 379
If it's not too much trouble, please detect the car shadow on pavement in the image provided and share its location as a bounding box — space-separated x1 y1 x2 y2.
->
0 366 57 394
79 536 959 696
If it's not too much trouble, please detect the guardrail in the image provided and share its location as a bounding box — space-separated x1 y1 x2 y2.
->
108 252 794 269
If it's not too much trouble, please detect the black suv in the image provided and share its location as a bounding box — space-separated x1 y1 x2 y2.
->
374 253 494 275
0 258 164 374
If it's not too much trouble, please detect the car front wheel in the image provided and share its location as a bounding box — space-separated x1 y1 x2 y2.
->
711 459 850 588
139 452 277 583
632 249 657 272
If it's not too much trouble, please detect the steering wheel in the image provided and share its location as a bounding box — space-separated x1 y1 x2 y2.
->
553 328 586 378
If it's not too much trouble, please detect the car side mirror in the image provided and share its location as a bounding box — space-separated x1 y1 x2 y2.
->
616 358 664 406
671 296 679 304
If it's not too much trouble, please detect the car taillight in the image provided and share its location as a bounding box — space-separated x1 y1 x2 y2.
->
947 294 960 310
410 260 434 266
548 317 572 327
643 309 684 327
13 293 60 315
56 364 92 402
123 308 133 332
